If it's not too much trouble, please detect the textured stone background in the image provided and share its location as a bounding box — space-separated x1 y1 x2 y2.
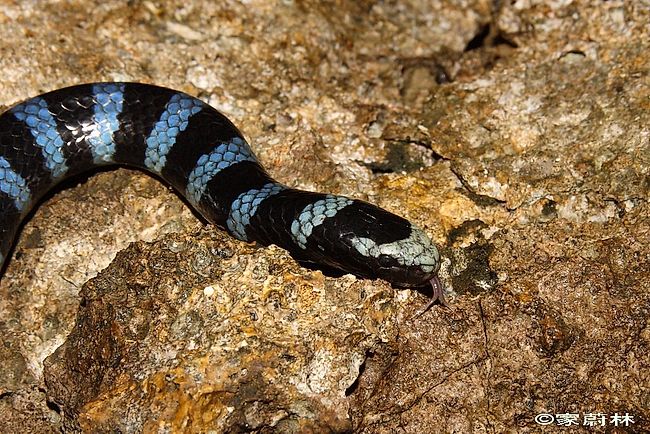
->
0 0 648 432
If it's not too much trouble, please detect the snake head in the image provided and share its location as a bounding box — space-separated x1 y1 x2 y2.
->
286 195 441 287
340 202 441 287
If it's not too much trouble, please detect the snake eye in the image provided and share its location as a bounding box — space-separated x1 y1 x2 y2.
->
377 254 394 267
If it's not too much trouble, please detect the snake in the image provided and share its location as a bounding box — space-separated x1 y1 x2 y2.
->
0 82 442 299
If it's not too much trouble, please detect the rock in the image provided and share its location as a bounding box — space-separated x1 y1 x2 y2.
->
0 0 648 432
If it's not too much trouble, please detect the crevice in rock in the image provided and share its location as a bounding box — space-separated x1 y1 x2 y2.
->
388 355 489 418
344 356 366 396
359 138 446 174
382 137 447 161
449 165 507 208
478 299 494 432
464 23 518 52
45 399 62 414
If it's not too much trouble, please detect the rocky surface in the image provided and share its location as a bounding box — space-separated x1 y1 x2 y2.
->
0 0 648 432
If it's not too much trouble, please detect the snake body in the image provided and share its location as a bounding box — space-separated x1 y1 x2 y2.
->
0 83 440 289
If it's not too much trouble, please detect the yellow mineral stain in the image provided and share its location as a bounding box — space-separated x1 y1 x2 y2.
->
437 196 481 230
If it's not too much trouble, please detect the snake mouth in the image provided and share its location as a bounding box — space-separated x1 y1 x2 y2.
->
380 263 439 288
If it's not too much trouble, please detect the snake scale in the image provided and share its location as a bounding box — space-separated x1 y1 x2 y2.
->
0 83 442 298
